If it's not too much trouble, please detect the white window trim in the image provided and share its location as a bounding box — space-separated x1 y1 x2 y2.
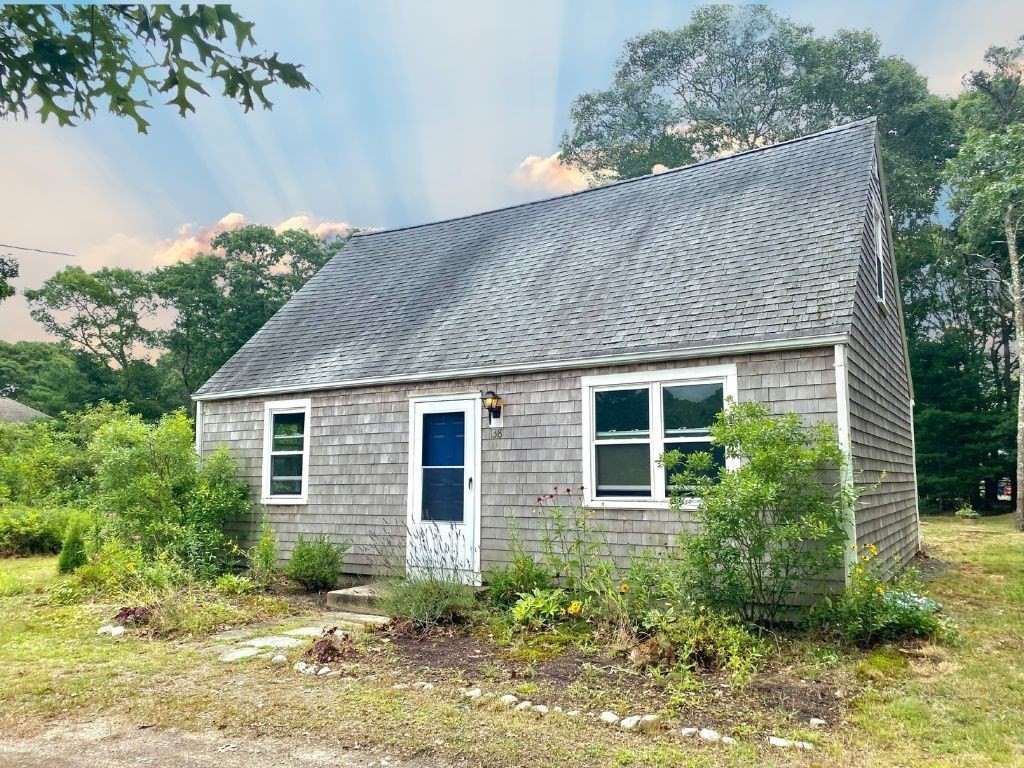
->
261 397 312 505
581 364 739 510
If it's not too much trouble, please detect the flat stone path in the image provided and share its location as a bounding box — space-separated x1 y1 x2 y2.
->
209 611 388 663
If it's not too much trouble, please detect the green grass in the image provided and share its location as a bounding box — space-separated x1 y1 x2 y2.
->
1 515 1022 766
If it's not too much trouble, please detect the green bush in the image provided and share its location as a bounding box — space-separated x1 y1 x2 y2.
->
285 534 348 591
57 517 88 573
511 587 572 627
377 575 479 629
65 540 189 600
812 545 951 646
247 514 280 588
664 400 851 624
88 411 251 576
0 506 71 556
486 554 552 609
633 607 769 683
214 572 257 595
954 503 980 520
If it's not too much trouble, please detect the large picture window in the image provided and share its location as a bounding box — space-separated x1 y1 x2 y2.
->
261 398 311 504
581 366 737 507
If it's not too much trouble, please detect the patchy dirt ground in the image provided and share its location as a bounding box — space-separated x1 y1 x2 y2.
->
0 719 451 768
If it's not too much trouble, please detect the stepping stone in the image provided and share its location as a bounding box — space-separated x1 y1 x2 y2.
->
211 629 253 641
241 635 303 649
282 627 328 637
219 648 260 662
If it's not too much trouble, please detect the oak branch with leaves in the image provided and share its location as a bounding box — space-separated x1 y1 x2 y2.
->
0 4 311 132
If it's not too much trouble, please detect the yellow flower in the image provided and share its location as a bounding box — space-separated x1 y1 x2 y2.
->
875 585 884 595
567 600 582 616
620 583 629 593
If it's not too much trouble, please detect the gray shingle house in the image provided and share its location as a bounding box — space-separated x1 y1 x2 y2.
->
194 118 919 590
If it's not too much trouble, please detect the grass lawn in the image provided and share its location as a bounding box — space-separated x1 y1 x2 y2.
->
0 514 1021 767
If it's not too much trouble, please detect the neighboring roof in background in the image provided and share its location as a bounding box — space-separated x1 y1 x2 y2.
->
196 118 878 400
0 397 49 423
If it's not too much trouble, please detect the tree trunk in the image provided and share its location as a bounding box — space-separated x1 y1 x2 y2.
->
1004 206 1024 532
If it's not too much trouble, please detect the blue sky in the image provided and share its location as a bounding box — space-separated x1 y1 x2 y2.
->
2 0 1022 340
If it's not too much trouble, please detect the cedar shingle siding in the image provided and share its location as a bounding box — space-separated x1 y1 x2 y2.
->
200 348 839 575
846 157 920 567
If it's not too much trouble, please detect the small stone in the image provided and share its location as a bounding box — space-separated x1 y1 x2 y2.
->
97 625 114 635
531 705 549 716
462 687 482 699
619 716 642 732
418 683 434 692
293 661 308 673
639 714 662 733
515 701 533 712
721 736 736 746
553 706 563 713
680 727 698 737
317 666 331 676
768 736 791 748
109 626 126 638
565 710 580 718
393 683 410 690
498 694 519 707
795 741 814 751
271 655 287 666
809 717 827 728
599 711 620 726
699 728 721 742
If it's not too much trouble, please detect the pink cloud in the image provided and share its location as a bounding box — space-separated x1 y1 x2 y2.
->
511 153 593 195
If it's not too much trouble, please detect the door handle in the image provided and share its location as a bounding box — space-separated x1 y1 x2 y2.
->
467 476 473 490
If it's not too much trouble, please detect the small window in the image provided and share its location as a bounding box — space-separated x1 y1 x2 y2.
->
875 212 886 304
262 399 311 503
582 367 737 506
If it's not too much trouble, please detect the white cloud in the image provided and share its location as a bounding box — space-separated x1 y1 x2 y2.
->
511 153 594 195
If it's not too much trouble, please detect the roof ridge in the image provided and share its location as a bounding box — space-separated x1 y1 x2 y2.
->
351 117 878 240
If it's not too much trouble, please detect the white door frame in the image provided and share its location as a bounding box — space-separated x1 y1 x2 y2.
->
406 393 482 581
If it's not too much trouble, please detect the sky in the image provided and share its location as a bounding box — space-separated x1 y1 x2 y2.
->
2 0 1023 342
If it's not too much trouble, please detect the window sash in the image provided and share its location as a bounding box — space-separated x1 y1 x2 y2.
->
262 400 311 503
585 371 733 505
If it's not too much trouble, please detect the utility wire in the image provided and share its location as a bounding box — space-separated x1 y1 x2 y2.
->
0 243 78 258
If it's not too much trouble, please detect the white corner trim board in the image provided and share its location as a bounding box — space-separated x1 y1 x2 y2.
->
833 343 857 581
192 334 849 402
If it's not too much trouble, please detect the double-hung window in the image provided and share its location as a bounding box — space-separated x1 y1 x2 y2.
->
581 366 738 508
261 398 311 504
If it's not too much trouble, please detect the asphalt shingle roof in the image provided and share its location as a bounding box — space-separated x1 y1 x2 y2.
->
0 397 49 423
196 119 877 399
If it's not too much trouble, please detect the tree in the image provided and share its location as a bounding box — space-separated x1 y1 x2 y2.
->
25 266 157 370
0 4 311 132
0 255 16 302
945 124 1024 531
0 340 120 415
152 225 348 401
560 5 955 229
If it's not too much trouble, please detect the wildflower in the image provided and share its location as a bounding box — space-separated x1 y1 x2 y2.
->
567 600 582 616
620 583 629 593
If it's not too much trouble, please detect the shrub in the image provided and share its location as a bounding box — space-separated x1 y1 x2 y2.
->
511 588 572 627
377 575 479 629
812 545 951 646
214 572 257 595
664 400 851 624
632 607 769 683
57 517 88 573
285 534 348 591
487 554 553 609
247 514 280 588
69 540 189 599
954 503 980 520
0 506 71 556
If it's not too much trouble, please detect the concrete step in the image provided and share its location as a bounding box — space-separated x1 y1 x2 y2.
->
325 583 389 616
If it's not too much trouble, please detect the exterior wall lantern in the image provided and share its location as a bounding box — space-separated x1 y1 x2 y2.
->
481 389 504 428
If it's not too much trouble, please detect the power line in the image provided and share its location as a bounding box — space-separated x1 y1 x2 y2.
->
0 243 78 258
